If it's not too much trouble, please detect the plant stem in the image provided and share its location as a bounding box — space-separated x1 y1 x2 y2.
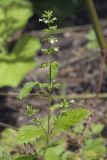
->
43 56 52 158
85 0 107 52
43 96 51 157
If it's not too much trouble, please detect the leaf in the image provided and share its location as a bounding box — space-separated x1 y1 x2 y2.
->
91 123 104 134
86 30 99 49
7 3 32 32
86 30 96 41
13 36 41 58
55 108 90 130
17 125 44 144
0 153 12 160
50 62 59 80
0 36 41 87
19 82 37 99
86 42 99 50
0 0 32 35
45 148 60 160
84 138 106 159
0 146 5 158
14 155 36 160
1 128 17 152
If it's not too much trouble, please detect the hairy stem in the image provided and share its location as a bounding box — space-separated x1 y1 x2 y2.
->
85 0 107 51
43 56 52 157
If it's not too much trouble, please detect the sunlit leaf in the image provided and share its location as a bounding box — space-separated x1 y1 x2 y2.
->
0 153 12 160
45 148 60 160
0 36 41 87
55 108 90 130
84 138 106 159
0 0 32 35
19 82 37 99
17 125 44 144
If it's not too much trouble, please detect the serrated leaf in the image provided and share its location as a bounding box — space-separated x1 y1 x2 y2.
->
19 82 37 99
17 125 44 144
55 108 90 130
45 148 60 160
14 155 36 160
0 36 41 87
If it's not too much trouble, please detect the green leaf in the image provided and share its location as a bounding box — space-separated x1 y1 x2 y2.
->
14 155 36 160
86 30 99 49
45 148 60 160
19 82 37 99
0 36 41 87
1 128 17 152
13 36 41 58
91 123 104 134
86 42 99 50
86 30 96 41
7 3 32 32
84 138 106 159
50 62 59 80
55 108 90 130
0 153 12 160
0 0 32 35
17 125 44 144
0 146 5 158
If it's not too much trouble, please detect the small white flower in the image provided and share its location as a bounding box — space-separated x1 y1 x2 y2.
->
39 18 42 22
53 17 57 21
54 47 59 52
50 39 54 44
70 99 75 103
44 20 48 24
50 38 58 44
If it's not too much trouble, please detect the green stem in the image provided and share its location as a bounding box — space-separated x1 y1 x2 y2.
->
43 96 51 158
43 55 52 158
85 0 107 51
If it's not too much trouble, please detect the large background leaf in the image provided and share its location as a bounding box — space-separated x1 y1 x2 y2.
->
0 36 41 87
0 0 32 36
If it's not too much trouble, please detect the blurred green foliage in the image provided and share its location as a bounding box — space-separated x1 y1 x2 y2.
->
0 0 41 87
0 123 106 160
86 30 99 50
